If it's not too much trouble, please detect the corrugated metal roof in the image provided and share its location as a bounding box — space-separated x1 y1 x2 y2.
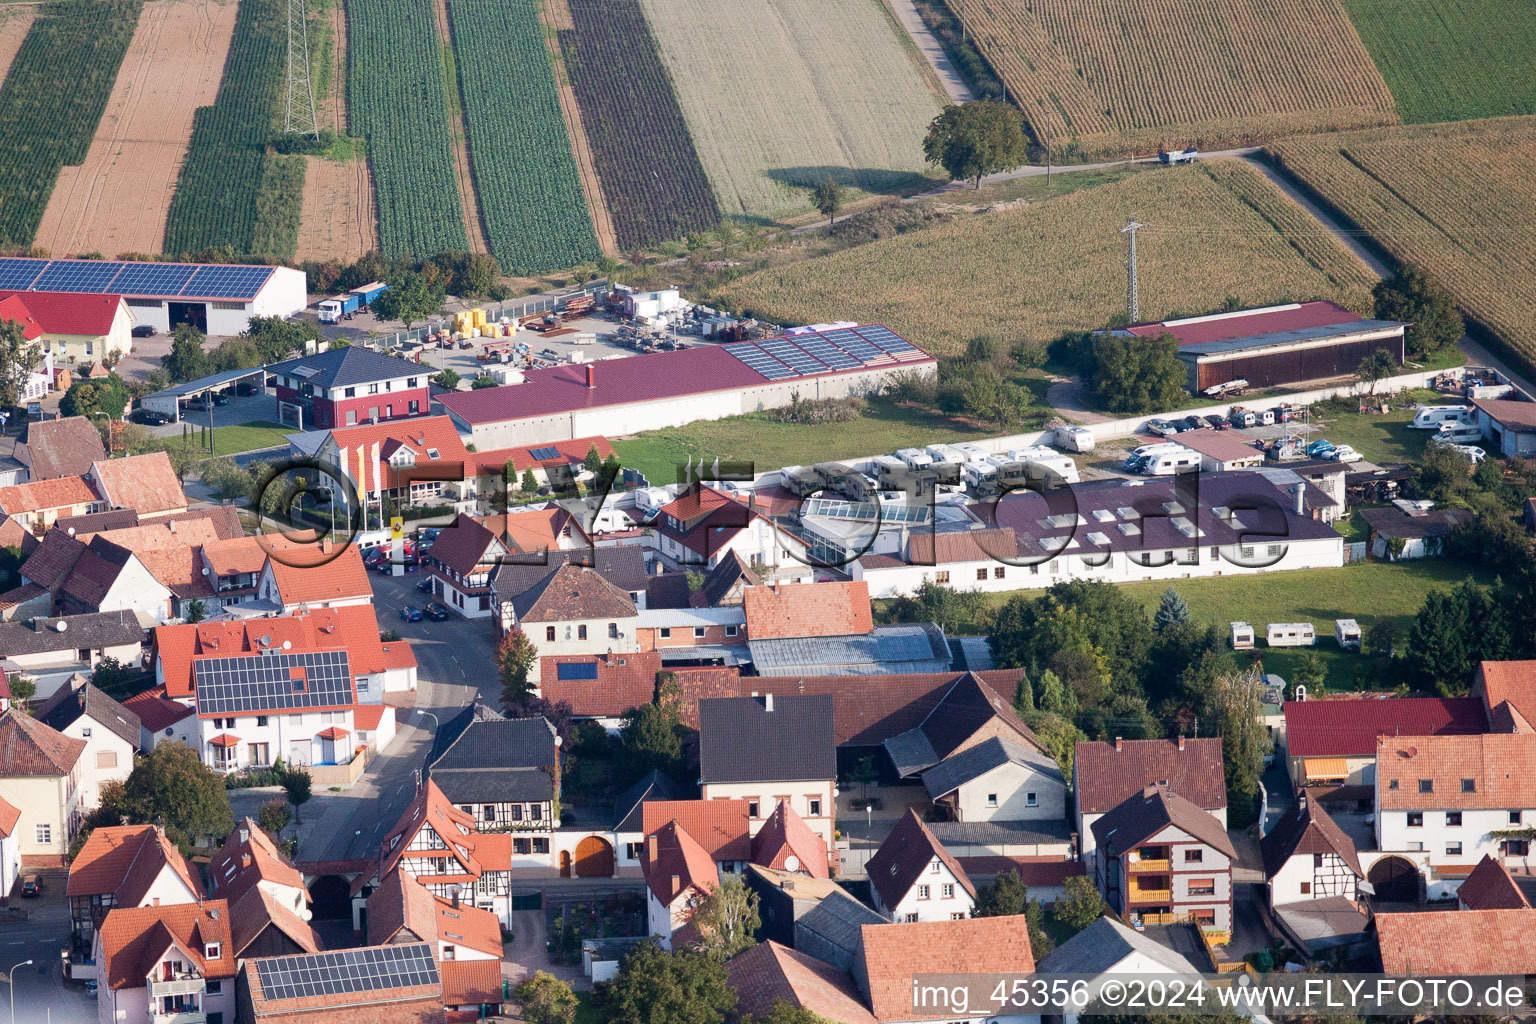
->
1124 300 1361 346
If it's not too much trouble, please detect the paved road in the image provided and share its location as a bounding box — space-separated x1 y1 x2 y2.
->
882 0 972 103
2 870 97 1024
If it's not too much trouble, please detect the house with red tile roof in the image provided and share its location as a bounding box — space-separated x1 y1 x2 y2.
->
34 675 138 811
865 809 975 923
651 483 805 571
743 580 873 639
728 939 878 1024
1376 907 1536 974
469 435 615 493
0 290 134 364
1283 694 1488 793
750 800 830 880
366 868 503 961
1259 792 1363 912
206 818 310 915
65 824 203 955
0 473 100 532
538 650 660 725
92 900 238 1024
1473 659 1536 734
254 540 373 613
1456 853 1529 911
297 415 473 519
853 915 1036 1021
238 942 449 1023
1074 737 1228 858
0 708 87 866
643 819 720 950
121 685 197 748
88 452 187 519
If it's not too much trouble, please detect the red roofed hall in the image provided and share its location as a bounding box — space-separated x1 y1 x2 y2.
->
1376 908 1536 974
1283 695 1488 790
856 916 1036 1021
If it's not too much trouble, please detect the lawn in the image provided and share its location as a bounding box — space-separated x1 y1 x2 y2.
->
610 401 1010 487
166 420 294 457
1301 400 1428 466
573 993 608 1024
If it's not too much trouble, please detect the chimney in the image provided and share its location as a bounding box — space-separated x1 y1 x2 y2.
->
1114 736 1123 752
239 825 249 843
764 693 774 712
167 520 176 533
452 888 460 909
586 364 596 389
1292 482 1306 516
647 835 658 863
1178 735 1186 751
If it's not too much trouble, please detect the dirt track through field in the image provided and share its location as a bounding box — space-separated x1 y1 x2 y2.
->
540 0 618 256
33 0 236 257
296 0 377 261
0 7 38 92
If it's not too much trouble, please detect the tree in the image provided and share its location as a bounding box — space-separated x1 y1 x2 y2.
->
583 443 603 474
371 271 446 329
1051 875 1104 933
514 971 578 1024
607 943 737 1024
688 874 760 958
0 319 39 410
90 656 134 692
163 325 212 383
497 628 539 707
432 368 461 390
201 457 254 501
1408 583 1512 694
121 742 233 852
620 701 685 782
1291 652 1326 693
1364 619 1398 658
520 469 539 494
242 316 324 363
972 869 1029 917
258 798 292 837
812 176 844 225
1012 670 1033 715
1373 269 1464 357
471 375 498 389
1357 347 1399 394
1154 587 1191 632
61 376 128 419
751 1001 834 1024
990 581 1153 691
1197 665 1270 827
7 674 35 709
1090 333 1188 414
283 767 313 825
922 100 1027 188
184 599 207 624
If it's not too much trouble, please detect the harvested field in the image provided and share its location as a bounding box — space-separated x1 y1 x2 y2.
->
0 7 37 89
1269 117 1536 379
957 0 1396 158
34 0 236 257
636 0 940 220
295 0 375 260
1341 0 1536 123
719 161 1377 356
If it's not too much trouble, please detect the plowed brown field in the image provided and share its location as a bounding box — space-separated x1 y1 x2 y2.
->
295 0 376 261
34 0 237 257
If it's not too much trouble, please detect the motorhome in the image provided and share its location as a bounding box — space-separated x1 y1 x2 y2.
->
924 443 967 466
1267 622 1317 647
895 448 934 471
871 455 908 487
963 460 1001 498
813 462 875 500
1011 446 1081 484
1411 405 1474 430
1140 449 1202 476
1230 622 1255 650
1125 442 1180 470
953 442 992 463
1433 422 1484 445
1335 618 1361 650
779 465 823 497
1057 426 1096 453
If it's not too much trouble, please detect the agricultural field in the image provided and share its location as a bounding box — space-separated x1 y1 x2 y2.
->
0 7 37 89
0 0 143 247
347 0 467 257
296 0 376 261
558 0 718 250
956 0 1396 158
1341 0 1536 123
36 0 238 258
1268 118 1536 380
447 0 600 273
636 0 941 219
163 0 304 258
719 161 1377 356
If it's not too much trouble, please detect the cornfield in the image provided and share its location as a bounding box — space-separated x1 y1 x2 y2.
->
0 0 142 246
957 0 1396 158
165 0 302 258
348 0 468 257
1270 118 1536 379
447 0 599 273
720 162 1377 356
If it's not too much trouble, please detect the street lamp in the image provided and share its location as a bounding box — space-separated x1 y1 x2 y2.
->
8 958 33 1024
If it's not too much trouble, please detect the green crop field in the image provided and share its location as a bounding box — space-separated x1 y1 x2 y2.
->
348 0 467 257
164 0 304 258
447 0 600 273
720 161 1377 356
1342 0 1536 123
0 0 142 246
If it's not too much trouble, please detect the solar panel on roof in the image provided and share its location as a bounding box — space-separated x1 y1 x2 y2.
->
528 445 562 461
795 338 862 369
33 261 126 293
856 325 919 354
193 650 352 716
254 944 438 1003
0 259 48 290
110 262 197 295
722 343 798 380
181 264 273 299
557 661 600 681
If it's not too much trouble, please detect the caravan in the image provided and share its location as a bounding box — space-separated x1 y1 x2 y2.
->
895 448 934 471
924 443 967 466
1431 422 1484 445
1011 446 1081 484
1267 622 1317 647
1140 449 1201 476
1411 405 1474 430
963 460 1002 498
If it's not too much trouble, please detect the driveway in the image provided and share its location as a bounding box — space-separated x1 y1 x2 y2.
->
1 869 97 1024
504 909 586 991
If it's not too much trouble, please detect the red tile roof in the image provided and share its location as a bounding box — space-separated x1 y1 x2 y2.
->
1073 737 1227 813
121 686 194 732
482 506 586 554
1284 696 1489 758
1124 301 1359 347
1457 854 1530 911
472 435 615 477
857 916 1036 1020
0 294 42 339
68 824 203 902
0 290 125 336
200 535 275 576
367 869 503 958
0 709 87 775
97 900 235 990
263 541 372 605
728 940 877 1024
643 819 720 904
327 415 471 493
440 958 502 1007
1376 908 1536 974
750 800 829 878
539 651 659 717
866 809 974 909
206 818 306 905
743 581 873 640
370 780 489 889
0 795 18 838
1476 661 1536 735
641 799 751 862
228 884 322 958
651 485 764 558
90 452 186 515
355 704 388 730
0 474 97 515
1376 733 1536 810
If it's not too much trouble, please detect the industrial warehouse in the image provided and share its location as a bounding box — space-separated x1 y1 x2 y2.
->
1115 301 1409 391
0 256 308 336
435 323 937 448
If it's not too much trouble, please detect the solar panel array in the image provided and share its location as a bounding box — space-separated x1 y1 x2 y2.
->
528 445 563 461
557 661 600 681
254 944 439 1003
722 324 927 382
194 650 353 716
0 257 276 300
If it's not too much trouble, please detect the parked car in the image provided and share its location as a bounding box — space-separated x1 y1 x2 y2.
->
20 874 41 897
1182 415 1207 431
399 606 423 623
183 397 207 412
130 324 158 338
416 578 433 593
1274 405 1294 423
1146 418 1180 436
1306 439 1337 457
1451 445 1487 464
1327 445 1363 463
129 408 170 426
235 380 261 396
212 391 230 406
423 602 450 621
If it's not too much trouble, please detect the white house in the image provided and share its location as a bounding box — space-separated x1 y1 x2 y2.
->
922 736 1067 823
1259 794 1363 910
1036 916 1206 1024
253 541 373 614
0 709 85 867
34 678 138 810
503 563 641 684
1091 784 1236 933
66 825 204 959
0 797 19 902
92 901 237 1024
865 810 975 923
650 485 805 570
643 820 719 950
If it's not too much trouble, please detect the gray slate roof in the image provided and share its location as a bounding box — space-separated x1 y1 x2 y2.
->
698 695 836 784
921 736 1063 800
612 769 685 832
748 623 950 675
34 680 140 749
428 717 558 803
1036 916 1201 975
928 818 1073 847
0 610 148 656
267 346 422 389
793 889 885 957
490 546 648 602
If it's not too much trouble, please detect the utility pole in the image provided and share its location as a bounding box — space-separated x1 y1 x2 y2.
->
1121 219 1146 322
284 0 319 139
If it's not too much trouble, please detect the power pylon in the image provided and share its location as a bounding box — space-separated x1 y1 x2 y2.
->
1120 218 1146 322
285 0 319 139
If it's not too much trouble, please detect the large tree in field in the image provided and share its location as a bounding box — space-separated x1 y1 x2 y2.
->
923 100 1027 188
1373 268 1464 357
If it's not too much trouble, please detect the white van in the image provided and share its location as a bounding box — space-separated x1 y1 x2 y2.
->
1432 422 1484 444
895 448 933 471
924 443 966 466
1411 405 1474 430
1141 450 1201 476
1267 622 1316 647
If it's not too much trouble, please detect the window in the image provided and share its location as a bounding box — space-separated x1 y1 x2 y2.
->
950 912 966 920
1192 909 1215 926
510 805 523 821
993 566 1005 579
748 801 759 818
1188 878 1216 896
1407 812 1424 827
533 838 549 853
1025 792 1038 808
1419 779 1434 794
1184 849 1203 863
96 750 117 768
808 799 821 816
626 842 643 860
80 726 91 737
942 883 954 898
514 839 531 854
35 824 51 845
917 885 930 900
1313 853 1325 868
693 626 706 639
660 627 672 639
930 860 940 874
345 387 356 398
369 384 379 395
442 945 456 961
346 410 357 426
408 377 419 388
1447 811 1462 827
725 624 738 637
208 1014 223 1024
204 943 221 960
577 624 587 640
986 793 998 808
546 626 556 642
608 623 619 638
1512 811 1524 826
905 913 919 923
256 716 269 727
247 743 269 767
206 981 222 996
1299 882 1312 895
1389 780 1399 790
1408 841 1424 852
479 595 490 611
530 804 542 821
483 804 495 820
976 568 987 581
1446 842 1463 856
934 571 950 585
1463 778 1477 793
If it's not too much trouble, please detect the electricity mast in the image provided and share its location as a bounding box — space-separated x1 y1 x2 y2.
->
1121 218 1146 322
285 0 320 140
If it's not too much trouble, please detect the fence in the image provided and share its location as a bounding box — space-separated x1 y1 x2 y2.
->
363 281 611 352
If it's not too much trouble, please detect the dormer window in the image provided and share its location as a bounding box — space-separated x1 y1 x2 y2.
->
204 943 221 960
